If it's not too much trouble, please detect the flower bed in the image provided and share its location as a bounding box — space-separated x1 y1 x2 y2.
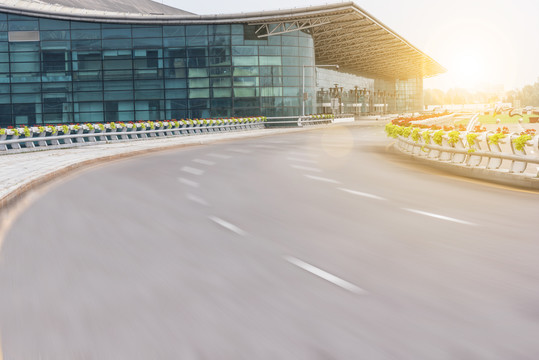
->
391 111 452 127
0 117 268 139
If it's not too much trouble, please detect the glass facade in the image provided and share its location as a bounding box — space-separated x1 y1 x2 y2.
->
316 68 424 115
0 12 316 127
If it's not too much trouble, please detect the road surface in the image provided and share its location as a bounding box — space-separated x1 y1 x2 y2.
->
1 124 539 359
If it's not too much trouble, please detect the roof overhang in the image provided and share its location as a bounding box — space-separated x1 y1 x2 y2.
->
0 1 445 80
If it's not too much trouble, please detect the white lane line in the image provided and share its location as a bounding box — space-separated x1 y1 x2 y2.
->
209 216 246 236
186 193 209 206
286 157 317 164
338 188 387 201
290 164 322 173
404 208 476 226
208 153 232 159
181 166 204 176
178 177 199 188
285 256 366 294
192 158 216 166
228 148 252 154
304 174 340 184
288 151 310 157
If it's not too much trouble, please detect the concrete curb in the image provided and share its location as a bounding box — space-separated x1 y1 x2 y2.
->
390 144 539 191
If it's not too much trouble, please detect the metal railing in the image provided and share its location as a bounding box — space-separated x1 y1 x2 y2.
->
0 115 337 154
265 115 335 127
0 118 266 154
395 129 539 176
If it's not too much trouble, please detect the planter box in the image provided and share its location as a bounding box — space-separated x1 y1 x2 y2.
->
529 116 539 123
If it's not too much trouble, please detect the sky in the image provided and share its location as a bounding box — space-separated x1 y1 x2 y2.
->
159 0 539 92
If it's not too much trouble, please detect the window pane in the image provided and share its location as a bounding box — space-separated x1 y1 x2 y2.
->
232 56 258 66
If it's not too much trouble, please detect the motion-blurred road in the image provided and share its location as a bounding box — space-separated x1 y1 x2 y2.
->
1 124 539 359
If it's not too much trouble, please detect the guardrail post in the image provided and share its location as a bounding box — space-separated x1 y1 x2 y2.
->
62 129 73 145
466 132 485 167
486 136 503 169
0 134 7 151
452 135 466 163
37 132 48 147
49 128 60 145
509 133 528 173
76 128 85 143
97 129 107 142
87 129 97 143
11 135 21 149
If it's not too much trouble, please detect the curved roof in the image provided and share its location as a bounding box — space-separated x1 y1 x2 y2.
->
0 1 445 80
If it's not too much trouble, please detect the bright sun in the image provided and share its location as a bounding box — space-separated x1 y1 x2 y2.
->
450 53 484 89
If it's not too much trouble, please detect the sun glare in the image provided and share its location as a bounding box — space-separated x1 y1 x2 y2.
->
451 53 484 89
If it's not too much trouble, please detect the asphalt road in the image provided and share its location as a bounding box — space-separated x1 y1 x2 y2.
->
1 124 539 359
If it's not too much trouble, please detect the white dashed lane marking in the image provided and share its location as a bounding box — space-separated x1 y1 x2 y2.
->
286 157 316 164
181 166 204 176
208 153 232 159
404 208 476 226
227 148 252 154
304 174 340 184
338 188 387 201
284 256 366 295
192 158 216 166
290 164 322 173
178 177 199 188
186 193 209 206
209 216 247 236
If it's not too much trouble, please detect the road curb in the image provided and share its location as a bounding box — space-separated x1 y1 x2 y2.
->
389 143 539 191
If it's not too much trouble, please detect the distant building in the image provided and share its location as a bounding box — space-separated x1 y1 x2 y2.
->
0 0 445 126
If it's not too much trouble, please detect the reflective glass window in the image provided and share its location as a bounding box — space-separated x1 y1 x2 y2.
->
233 66 258 76
71 22 100 30
232 57 258 66
212 88 231 98
39 19 70 30
9 21 38 31
210 78 231 87
9 42 40 52
208 35 230 46
259 47 280 56
188 88 209 99
165 79 187 89
186 37 208 46
234 97 259 107
40 30 70 40
209 25 230 35
132 27 162 38
163 26 185 37
103 39 132 49
232 46 257 56
233 77 258 87
133 38 163 49
164 37 185 47
259 56 281 66
188 68 208 78
186 25 207 37
188 78 209 88
71 30 101 40
210 67 231 77
72 40 101 50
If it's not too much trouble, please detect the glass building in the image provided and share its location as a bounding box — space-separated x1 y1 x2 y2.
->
0 0 445 127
